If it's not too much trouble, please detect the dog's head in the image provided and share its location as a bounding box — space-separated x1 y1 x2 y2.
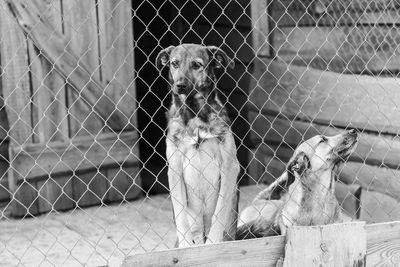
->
292 129 358 172
156 44 234 97
269 130 358 199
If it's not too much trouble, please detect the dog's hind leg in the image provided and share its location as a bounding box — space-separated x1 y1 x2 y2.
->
206 133 240 243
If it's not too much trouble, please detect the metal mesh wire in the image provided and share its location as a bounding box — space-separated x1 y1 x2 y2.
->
0 0 399 266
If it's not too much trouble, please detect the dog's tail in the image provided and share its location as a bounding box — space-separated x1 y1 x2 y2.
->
236 218 280 240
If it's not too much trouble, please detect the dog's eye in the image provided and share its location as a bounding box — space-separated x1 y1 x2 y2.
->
192 62 203 70
171 61 179 68
320 136 328 143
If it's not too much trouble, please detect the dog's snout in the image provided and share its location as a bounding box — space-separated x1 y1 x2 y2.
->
176 81 188 94
348 129 358 137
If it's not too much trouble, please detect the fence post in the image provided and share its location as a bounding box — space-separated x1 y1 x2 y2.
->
281 222 366 267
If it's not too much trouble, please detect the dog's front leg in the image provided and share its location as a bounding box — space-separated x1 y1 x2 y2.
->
166 139 192 248
206 133 239 243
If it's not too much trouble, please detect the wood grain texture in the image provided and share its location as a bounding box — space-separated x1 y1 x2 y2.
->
366 221 400 267
29 0 68 143
123 235 285 267
282 222 366 267
62 0 103 136
10 131 139 181
274 26 400 73
359 190 400 224
6 0 128 130
98 0 137 129
249 112 400 169
0 2 37 216
249 58 400 133
123 221 400 267
251 0 270 57
72 170 108 208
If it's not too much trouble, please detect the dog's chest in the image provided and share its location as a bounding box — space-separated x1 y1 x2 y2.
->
182 136 222 198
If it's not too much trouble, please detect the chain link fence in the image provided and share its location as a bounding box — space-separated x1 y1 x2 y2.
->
0 0 399 266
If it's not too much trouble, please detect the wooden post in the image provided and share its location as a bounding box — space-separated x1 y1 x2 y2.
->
282 222 366 267
251 0 272 57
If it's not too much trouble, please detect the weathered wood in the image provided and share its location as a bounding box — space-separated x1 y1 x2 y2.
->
6 0 128 130
62 0 103 136
28 0 72 214
248 112 400 169
282 222 366 267
98 0 138 129
37 176 74 213
360 189 400 224
0 2 37 216
335 183 361 219
29 0 68 143
123 235 285 267
251 0 271 57
338 162 400 202
123 221 400 267
366 221 400 267
106 166 142 202
249 58 400 133
273 26 400 73
72 170 108 208
10 131 139 181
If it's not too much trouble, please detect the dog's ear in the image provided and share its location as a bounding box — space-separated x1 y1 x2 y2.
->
207 46 235 69
156 46 175 69
288 152 310 176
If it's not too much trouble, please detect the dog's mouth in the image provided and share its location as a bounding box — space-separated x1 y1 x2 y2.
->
332 130 358 162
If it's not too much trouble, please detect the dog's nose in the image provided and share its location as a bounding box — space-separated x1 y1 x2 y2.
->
348 129 358 136
176 82 188 94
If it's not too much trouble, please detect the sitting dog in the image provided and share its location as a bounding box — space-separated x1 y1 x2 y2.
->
156 44 240 247
237 130 358 239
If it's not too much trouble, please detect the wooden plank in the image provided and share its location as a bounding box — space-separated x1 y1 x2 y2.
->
62 0 103 136
72 170 108 207
338 162 400 202
366 221 400 267
359 189 400 224
98 0 137 129
6 0 128 130
28 0 72 214
10 131 139 181
123 221 400 267
123 235 285 267
282 222 366 267
0 2 38 216
273 26 400 73
249 58 400 133
251 0 271 57
36 176 74 213
249 112 400 169
29 0 68 143
106 166 142 202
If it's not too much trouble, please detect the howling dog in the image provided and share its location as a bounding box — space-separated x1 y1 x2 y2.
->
237 130 358 239
156 44 240 247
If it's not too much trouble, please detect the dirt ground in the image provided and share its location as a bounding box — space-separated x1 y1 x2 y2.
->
0 185 259 267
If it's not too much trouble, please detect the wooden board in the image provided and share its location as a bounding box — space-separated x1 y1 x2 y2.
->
28 0 72 215
249 58 400 133
359 189 400 224
282 222 366 267
273 26 400 73
251 0 271 57
6 0 128 130
98 0 137 129
10 131 139 181
249 112 400 169
123 235 285 267
123 221 400 267
0 2 37 216
338 162 400 202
